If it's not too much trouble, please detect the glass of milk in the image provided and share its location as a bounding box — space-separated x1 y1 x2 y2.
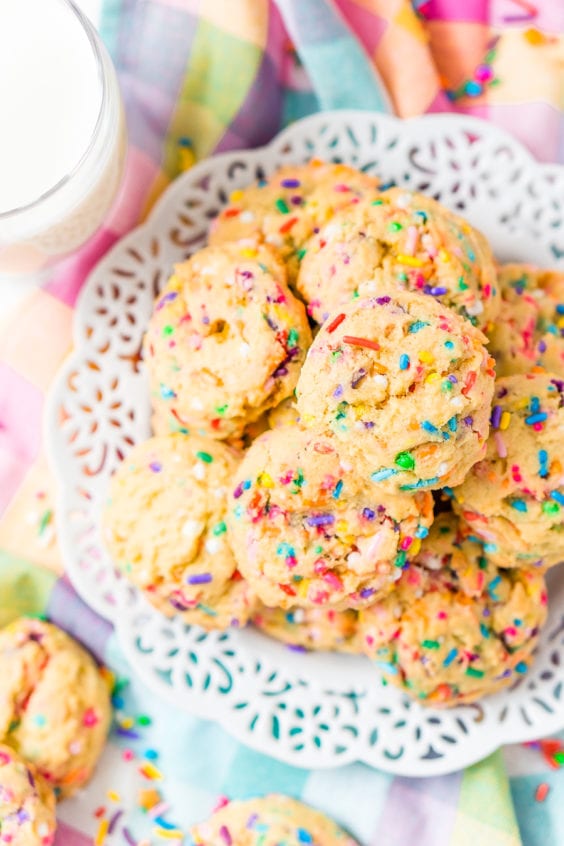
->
0 0 126 279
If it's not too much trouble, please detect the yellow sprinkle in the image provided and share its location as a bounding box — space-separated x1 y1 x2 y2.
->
300 413 316 426
418 351 435 365
240 247 258 258
438 249 450 263
229 189 244 202
395 254 424 267
524 27 547 45
178 147 196 172
500 412 511 430
107 790 121 802
95 818 109 846
154 829 184 840
558 317 564 330
140 763 163 781
410 538 422 556
120 717 134 729
297 580 310 598
257 472 274 488
335 520 349 535
425 372 440 383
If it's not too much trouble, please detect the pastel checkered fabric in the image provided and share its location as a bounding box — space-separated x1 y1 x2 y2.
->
0 2 563 844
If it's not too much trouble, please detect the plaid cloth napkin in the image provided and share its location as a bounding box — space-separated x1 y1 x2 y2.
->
1 2 563 844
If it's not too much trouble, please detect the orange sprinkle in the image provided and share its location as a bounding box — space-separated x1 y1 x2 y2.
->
343 335 380 352
535 783 550 802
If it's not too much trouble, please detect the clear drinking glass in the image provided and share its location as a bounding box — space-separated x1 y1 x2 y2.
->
0 0 126 280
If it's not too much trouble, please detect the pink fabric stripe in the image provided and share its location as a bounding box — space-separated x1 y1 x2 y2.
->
54 820 94 846
0 364 42 515
104 146 160 236
336 0 388 57
45 229 119 308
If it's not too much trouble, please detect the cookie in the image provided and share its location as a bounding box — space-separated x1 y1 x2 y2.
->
227 426 434 609
253 605 360 653
0 619 111 798
208 160 379 283
144 242 311 440
296 188 498 330
267 397 301 429
188 795 359 846
358 514 547 706
0 745 56 846
488 264 564 377
296 292 495 495
103 434 242 616
451 372 564 568
181 576 258 631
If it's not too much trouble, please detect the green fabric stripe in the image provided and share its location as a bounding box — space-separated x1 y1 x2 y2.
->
99 0 123 58
451 751 522 845
163 19 262 175
0 550 56 626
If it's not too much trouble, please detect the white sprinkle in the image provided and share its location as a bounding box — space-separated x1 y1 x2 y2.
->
190 397 204 410
240 210 255 223
192 463 206 480
239 342 251 358
181 519 205 542
205 537 222 554
265 233 284 247
372 374 388 387
466 300 484 316
450 396 464 408
396 192 412 209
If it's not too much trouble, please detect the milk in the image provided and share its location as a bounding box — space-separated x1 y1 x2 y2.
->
0 0 125 277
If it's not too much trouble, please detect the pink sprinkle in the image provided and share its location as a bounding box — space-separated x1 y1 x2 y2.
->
504 627 518 637
437 611 448 619
82 707 99 727
333 184 352 192
213 796 230 813
219 825 232 844
122 749 134 761
404 226 418 256
323 571 343 590
400 536 413 551
494 432 507 458
533 422 544 432
475 64 494 83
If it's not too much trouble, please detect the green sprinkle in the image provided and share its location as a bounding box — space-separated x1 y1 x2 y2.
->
352 288 359 299
275 198 290 214
542 501 560 515
371 199 384 205
288 328 299 347
465 667 485 678
314 545 323 554
395 451 415 471
422 640 440 649
197 603 218 617
162 325 174 336
442 380 453 392
215 404 228 416
137 715 152 726
394 551 407 568
213 521 227 536
296 248 307 262
38 509 52 536
458 277 469 291
477 556 488 570
397 272 408 282
331 348 343 360
196 451 213 464
388 221 403 232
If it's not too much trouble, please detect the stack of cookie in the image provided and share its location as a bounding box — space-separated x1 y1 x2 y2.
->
0 617 111 842
104 160 564 708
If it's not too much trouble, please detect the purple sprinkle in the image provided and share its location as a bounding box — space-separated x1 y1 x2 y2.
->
156 291 178 310
187 573 213 585
202 315 210 325
447 374 458 383
363 508 376 520
428 286 448 296
491 405 502 428
364 421 375 429
333 385 344 398
108 810 123 834
280 178 301 188
123 828 137 846
551 378 564 393
360 587 375 598
149 462 162 473
290 195 303 206
288 644 308 653
241 270 253 279
306 513 335 527
246 813 259 829
497 386 509 398
116 727 140 739
265 315 278 331
351 367 367 389
538 339 547 353
376 296 391 305
463 416 473 426
233 482 245 499
16 809 30 823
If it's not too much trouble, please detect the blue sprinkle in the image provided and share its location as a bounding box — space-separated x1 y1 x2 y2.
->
444 340 455 350
415 526 429 539
443 648 458 667
408 320 429 333
371 468 398 482
375 661 398 675
551 491 564 506
538 449 549 477
306 513 335 527
556 304 564 315
510 499 528 513
530 396 540 413
363 508 376 520
480 623 490 639
421 420 439 435
160 384 176 400
187 573 213 585
399 354 410 370
243 479 251 490
515 661 528 674
399 477 439 491
525 412 547 425
447 416 458 433
297 829 313 844
332 480 344 499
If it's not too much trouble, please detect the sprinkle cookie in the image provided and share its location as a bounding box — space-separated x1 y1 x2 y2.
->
227 426 434 609
209 160 379 283
358 514 547 706
296 188 498 329
296 291 495 494
103 434 242 617
0 619 111 798
0 744 56 846
144 243 311 440
488 264 564 377
188 795 360 846
253 605 360 653
451 373 564 568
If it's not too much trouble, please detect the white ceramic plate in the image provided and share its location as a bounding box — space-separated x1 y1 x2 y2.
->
46 111 564 776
